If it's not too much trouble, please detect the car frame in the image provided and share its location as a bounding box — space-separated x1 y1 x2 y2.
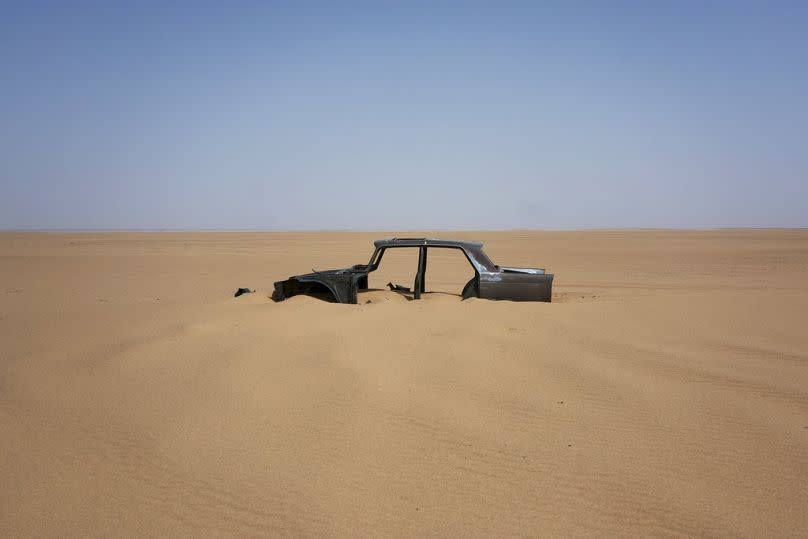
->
272 237 553 304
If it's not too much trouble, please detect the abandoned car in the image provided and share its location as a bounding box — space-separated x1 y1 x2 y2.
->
272 238 553 304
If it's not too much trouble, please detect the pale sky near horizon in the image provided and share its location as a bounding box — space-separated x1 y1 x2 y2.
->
1 1 806 230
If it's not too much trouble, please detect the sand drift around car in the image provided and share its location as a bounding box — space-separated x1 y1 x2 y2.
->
272 238 553 304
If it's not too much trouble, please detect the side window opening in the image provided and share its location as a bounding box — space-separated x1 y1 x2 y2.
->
367 247 420 291
422 248 476 297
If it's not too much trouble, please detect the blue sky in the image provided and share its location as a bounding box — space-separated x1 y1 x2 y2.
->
1 1 806 229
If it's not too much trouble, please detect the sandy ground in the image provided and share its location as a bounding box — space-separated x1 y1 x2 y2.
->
1 230 807 537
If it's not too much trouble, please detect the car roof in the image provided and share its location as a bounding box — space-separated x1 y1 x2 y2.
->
373 237 484 249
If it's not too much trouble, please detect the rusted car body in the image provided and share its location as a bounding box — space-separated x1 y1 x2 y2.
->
272 238 553 304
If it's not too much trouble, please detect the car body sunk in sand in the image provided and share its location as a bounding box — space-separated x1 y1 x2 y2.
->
272 238 553 304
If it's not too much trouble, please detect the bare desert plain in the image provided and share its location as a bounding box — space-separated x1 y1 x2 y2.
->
1 229 807 537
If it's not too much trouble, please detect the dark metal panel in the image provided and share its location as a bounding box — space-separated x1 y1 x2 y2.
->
479 272 553 302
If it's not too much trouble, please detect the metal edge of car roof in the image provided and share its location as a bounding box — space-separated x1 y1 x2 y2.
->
373 238 484 248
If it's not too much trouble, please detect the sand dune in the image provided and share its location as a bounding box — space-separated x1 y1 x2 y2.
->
1 230 807 536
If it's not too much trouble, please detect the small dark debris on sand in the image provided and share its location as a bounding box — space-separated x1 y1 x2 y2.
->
234 288 254 298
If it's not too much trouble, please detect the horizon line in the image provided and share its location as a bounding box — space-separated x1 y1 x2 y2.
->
2 226 807 234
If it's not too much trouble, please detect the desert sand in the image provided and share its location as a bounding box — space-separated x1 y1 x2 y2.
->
1 230 807 536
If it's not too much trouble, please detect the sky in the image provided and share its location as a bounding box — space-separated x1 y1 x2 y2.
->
1 1 806 230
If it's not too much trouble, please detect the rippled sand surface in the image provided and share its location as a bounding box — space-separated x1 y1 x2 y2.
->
2 230 807 536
